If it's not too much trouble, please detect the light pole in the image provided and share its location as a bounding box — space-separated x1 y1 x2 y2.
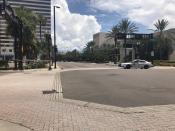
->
45 32 52 71
53 6 60 69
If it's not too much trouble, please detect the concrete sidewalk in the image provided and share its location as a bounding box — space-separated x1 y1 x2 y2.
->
0 68 175 130
0 120 30 131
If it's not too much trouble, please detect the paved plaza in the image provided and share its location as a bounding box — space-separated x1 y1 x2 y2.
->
0 63 175 130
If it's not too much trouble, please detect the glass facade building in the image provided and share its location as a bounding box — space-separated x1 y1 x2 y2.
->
0 0 51 60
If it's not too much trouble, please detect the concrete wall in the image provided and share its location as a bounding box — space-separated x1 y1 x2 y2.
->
93 32 115 47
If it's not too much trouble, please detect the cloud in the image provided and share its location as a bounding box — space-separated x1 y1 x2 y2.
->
90 0 175 29
52 0 101 52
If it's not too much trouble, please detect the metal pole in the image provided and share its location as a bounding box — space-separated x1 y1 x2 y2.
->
124 35 127 62
54 6 56 69
18 19 23 70
47 34 52 70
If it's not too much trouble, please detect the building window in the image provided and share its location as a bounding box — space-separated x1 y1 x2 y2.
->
9 49 13 52
2 49 6 52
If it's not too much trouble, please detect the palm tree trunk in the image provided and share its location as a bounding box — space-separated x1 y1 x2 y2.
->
14 35 18 70
114 37 117 64
40 21 42 42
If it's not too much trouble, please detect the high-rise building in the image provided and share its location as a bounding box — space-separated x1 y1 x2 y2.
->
0 0 51 60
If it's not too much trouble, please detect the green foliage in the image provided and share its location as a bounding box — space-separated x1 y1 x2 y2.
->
153 19 174 60
153 60 175 66
38 14 47 26
106 25 120 47
138 40 155 61
92 46 114 63
58 42 115 63
24 61 48 69
154 19 169 33
6 6 46 60
0 61 9 68
37 34 53 60
60 50 81 62
118 18 138 33
15 6 38 57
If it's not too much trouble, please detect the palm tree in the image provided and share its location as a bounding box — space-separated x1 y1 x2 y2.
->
106 25 120 64
154 19 169 36
6 18 20 69
153 19 174 59
38 14 47 42
6 6 40 60
118 18 138 61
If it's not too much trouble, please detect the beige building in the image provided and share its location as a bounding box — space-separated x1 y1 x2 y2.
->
93 32 115 47
93 30 175 61
93 32 135 61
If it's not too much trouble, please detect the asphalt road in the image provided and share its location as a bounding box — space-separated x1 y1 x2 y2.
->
61 68 175 107
58 62 114 69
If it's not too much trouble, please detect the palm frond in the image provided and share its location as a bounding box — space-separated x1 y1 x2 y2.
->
154 19 169 32
118 18 138 33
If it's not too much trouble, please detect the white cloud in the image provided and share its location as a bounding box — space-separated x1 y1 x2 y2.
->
51 0 101 52
90 0 175 29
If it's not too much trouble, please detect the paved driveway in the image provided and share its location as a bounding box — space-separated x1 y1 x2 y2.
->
61 69 175 107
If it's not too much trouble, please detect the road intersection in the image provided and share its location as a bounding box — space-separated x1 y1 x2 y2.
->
0 62 175 130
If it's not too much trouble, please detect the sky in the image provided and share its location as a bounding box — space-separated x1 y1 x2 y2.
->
51 0 175 52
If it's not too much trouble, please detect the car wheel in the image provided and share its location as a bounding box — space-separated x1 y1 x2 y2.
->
144 65 149 69
126 65 131 69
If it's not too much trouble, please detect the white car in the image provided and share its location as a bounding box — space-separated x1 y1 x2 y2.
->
119 59 153 69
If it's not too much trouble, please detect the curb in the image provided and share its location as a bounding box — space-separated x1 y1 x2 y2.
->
61 99 175 114
61 99 145 114
0 119 31 131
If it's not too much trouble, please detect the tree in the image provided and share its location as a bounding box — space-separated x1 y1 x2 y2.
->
118 18 138 60
154 19 169 35
38 14 47 41
6 6 42 61
153 19 173 59
82 41 95 61
106 25 120 64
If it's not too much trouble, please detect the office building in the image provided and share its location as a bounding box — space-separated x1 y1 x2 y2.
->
0 0 51 60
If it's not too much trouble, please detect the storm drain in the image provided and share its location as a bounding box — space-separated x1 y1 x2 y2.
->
42 89 57 94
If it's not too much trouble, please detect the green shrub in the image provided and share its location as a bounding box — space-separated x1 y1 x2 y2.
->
0 61 9 68
153 60 175 66
24 61 48 69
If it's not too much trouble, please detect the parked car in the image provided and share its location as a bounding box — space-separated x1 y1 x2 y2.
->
119 59 153 69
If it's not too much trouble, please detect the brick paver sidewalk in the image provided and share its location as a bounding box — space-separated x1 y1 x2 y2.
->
0 69 175 131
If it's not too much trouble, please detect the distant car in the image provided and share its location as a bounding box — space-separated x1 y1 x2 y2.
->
119 59 153 69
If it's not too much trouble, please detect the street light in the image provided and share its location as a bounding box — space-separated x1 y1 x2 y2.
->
45 31 52 71
53 5 60 69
